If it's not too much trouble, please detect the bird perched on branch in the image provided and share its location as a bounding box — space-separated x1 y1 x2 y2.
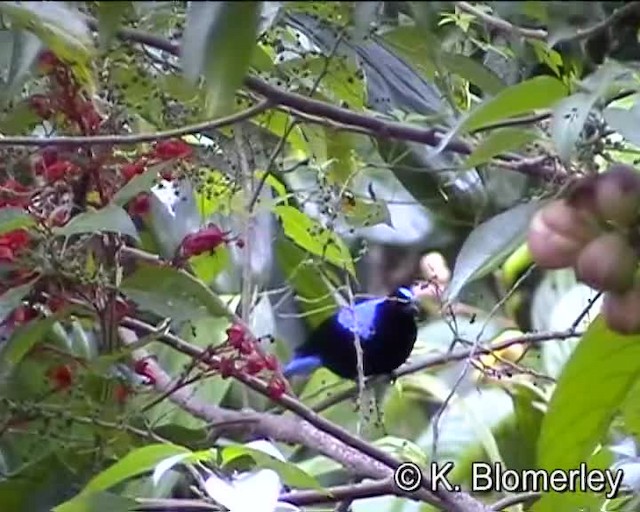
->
283 287 420 380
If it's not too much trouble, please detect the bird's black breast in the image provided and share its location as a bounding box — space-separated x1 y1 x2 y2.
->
298 300 418 379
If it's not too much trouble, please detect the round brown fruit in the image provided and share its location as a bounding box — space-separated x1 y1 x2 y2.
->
595 164 640 226
527 209 585 269
539 199 601 244
575 232 638 293
602 288 640 334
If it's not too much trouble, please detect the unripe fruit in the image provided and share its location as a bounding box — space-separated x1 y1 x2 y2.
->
527 209 585 269
595 165 640 226
575 233 638 293
602 288 640 334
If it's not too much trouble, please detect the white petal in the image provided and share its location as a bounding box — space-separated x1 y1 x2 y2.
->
204 474 241 511
245 440 286 462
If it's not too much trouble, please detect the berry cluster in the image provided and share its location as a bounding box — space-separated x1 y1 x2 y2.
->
528 164 640 333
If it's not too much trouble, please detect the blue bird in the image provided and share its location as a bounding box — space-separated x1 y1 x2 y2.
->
283 287 419 380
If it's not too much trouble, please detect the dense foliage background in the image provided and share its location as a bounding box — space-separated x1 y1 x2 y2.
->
1 1 640 511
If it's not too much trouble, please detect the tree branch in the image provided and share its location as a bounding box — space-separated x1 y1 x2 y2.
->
456 1 640 43
0 100 270 147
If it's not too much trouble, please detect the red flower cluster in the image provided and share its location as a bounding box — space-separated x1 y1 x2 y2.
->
0 229 30 263
179 224 243 258
133 357 156 385
121 159 147 182
128 193 151 216
48 364 74 391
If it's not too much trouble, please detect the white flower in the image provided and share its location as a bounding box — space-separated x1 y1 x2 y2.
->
203 440 300 512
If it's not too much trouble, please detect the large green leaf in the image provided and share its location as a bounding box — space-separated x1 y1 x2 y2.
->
181 2 262 117
535 317 640 510
274 205 355 276
439 52 505 96
120 263 228 323
55 204 140 242
81 444 190 495
4 30 41 100
446 200 543 301
0 279 38 325
0 208 35 235
222 444 323 490
0 2 94 84
0 316 57 380
465 128 538 168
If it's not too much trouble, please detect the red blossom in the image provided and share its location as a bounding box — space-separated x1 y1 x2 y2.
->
180 225 230 258
10 306 37 326
159 168 174 181
226 324 246 349
44 160 76 183
121 160 146 182
219 357 235 379
128 193 151 216
267 378 286 399
245 355 266 375
153 139 192 161
133 358 156 385
264 354 279 372
0 179 31 208
48 364 73 391
37 50 61 74
0 229 31 262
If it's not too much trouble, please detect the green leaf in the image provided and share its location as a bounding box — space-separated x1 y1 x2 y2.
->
0 208 35 235
53 491 137 512
536 317 640 507
465 128 538 168
604 104 640 148
81 444 190 495
54 204 140 242
120 263 228 323
274 205 355 276
462 76 567 133
111 162 170 206
0 2 94 85
446 200 543 302
182 2 262 117
0 279 38 325
190 248 230 285
96 2 131 49
439 52 505 96
276 237 336 329
550 93 598 161
222 445 323 491
4 30 42 100
0 316 57 379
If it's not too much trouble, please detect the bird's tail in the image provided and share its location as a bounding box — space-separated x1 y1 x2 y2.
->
282 355 323 379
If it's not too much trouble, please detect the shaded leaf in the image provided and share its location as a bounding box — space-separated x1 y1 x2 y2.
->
120 263 228 323
274 205 355 276
0 208 35 235
439 52 505 96
0 279 38 325
550 93 597 161
0 2 93 85
222 445 323 490
182 2 262 117
5 30 41 100
536 317 640 505
604 105 640 147
465 128 538 168
53 491 137 512
55 204 140 242
96 2 131 49
0 316 57 380
446 200 543 302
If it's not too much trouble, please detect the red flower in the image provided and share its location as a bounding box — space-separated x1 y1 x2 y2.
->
121 160 146 182
77 101 102 133
10 306 37 326
180 225 230 258
264 354 279 372
37 50 60 74
244 355 265 375
0 229 31 261
226 324 246 349
0 179 31 208
48 364 73 391
133 358 156 385
219 357 235 379
128 193 151 216
267 378 286 399
153 139 192 161
44 160 76 183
